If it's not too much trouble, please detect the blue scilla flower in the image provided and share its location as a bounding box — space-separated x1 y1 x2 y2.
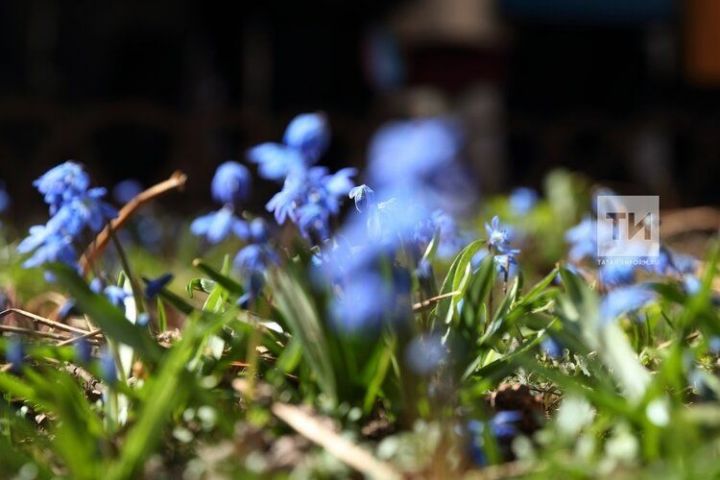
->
509 187 538 215
20 162 116 271
541 337 563 359
565 216 596 262
266 166 356 237
494 252 519 282
598 261 636 287
367 118 461 188
247 143 305 181
467 411 522 466
191 205 250 244
330 271 390 332
103 285 128 311
74 338 92 363
234 243 279 303
349 184 375 212
0 182 10 213
282 113 330 163
211 161 252 206
296 203 331 242
233 244 279 276
5 337 24 373
485 216 511 253
405 333 447 375
249 218 270 243
144 273 173 299
600 285 655 324
99 347 117 386
248 113 330 181
33 161 90 212
112 179 143 204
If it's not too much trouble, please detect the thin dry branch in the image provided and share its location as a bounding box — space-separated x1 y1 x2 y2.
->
0 308 90 336
271 402 402 480
79 170 187 275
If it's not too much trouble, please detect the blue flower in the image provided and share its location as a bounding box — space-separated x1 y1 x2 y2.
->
144 273 173 299
247 143 305 181
600 285 655 323
5 338 24 373
467 411 522 466
74 338 92 363
19 162 116 272
33 161 90 212
58 299 78 320
485 216 511 253
191 206 249 244
494 253 519 282
233 244 278 275
283 113 330 163
249 218 270 243
598 262 636 287
541 337 563 359
405 334 447 374
103 285 128 311
234 244 278 302
329 271 390 332
349 184 375 212
0 182 10 213
367 118 461 188
112 179 143 204
211 161 252 205
683 275 701 295
509 187 538 215
565 216 596 262
99 347 117 385
266 174 305 224
296 204 330 242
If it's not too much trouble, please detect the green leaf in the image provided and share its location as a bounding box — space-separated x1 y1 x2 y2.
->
192 258 244 296
435 240 485 327
270 269 337 404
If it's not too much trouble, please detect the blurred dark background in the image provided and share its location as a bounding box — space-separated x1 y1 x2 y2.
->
2 0 720 217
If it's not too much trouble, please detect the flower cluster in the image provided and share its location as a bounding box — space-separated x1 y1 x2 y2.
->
191 161 252 244
484 216 521 281
564 193 699 323
249 113 356 244
18 161 117 273
316 117 474 333
192 161 278 306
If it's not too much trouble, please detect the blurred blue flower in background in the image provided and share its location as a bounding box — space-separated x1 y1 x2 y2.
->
144 273 173 299
211 161 252 206
405 333 447 374
191 162 253 244
282 113 330 163
191 205 249 244
99 347 117 385
330 271 390 332
367 118 461 189
467 411 522 466
112 179 143 205
74 338 92 364
509 187 538 215
5 337 24 373
600 285 655 323
0 182 10 213
541 337 563 359
249 112 329 181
